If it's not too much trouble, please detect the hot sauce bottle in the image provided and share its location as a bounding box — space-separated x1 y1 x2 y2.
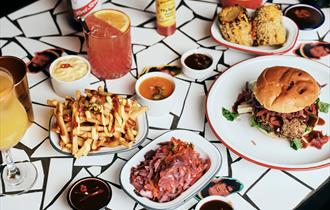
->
156 0 176 36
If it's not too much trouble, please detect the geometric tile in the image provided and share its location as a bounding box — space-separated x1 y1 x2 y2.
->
289 167 330 189
1 41 28 59
16 36 54 55
30 78 64 105
224 193 257 210
231 158 268 194
177 83 205 131
74 154 115 166
111 0 153 10
136 43 178 72
107 184 136 210
8 0 59 20
43 158 74 208
117 148 139 160
213 143 229 177
198 37 219 47
98 158 126 185
223 49 254 66
30 160 45 191
0 39 8 48
133 45 147 54
176 5 194 27
47 168 90 210
163 29 200 55
39 36 81 52
56 13 78 35
204 122 219 141
147 128 168 140
176 197 198 210
205 79 214 92
87 166 102 176
20 123 48 149
53 0 69 15
171 78 190 116
247 169 311 210
273 0 299 3
148 113 174 129
180 18 212 41
105 72 137 95
3 148 29 162
102 3 154 27
27 72 48 88
0 192 43 210
31 139 67 158
0 17 22 38
185 0 217 20
17 12 59 37
32 103 53 129
131 27 164 46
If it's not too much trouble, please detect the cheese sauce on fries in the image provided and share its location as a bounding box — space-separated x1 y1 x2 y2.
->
47 86 147 158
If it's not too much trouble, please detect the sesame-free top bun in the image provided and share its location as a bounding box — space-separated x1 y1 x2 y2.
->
254 66 320 113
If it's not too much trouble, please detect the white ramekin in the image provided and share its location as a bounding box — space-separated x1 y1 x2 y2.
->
135 72 176 116
49 55 91 97
181 48 216 80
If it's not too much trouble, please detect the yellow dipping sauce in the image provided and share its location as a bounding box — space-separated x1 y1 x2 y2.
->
52 57 88 82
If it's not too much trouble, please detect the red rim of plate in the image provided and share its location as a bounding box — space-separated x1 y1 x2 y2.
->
210 18 300 55
205 55 330 171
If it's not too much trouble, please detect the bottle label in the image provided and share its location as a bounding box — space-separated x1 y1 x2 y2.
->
71 0 100 19
156 0 176 27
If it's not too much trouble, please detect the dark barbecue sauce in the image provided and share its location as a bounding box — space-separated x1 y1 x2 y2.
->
184 53 213 70
285 6 324 30
69 178 111 210
317 117 325 126
200 200 233 210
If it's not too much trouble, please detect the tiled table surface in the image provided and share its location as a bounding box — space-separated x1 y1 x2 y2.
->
0 0 329 209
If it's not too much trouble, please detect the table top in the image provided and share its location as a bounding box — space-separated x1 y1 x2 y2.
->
1 0 329 210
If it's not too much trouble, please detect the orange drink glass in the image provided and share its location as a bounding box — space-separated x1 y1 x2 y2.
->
85 9 132 79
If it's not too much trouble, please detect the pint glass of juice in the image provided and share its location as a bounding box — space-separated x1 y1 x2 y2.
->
85 9 132 79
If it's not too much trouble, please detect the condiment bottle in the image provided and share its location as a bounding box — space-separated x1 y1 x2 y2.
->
156 0 176 36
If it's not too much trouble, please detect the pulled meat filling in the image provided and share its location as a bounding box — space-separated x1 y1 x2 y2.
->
233 82 329 149
130 138 210 202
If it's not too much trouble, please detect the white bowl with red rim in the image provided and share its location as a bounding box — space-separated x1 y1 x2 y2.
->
211 8 299 55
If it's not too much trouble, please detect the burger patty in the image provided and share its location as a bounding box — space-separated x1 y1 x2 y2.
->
233 82 318 140
280 118 307 140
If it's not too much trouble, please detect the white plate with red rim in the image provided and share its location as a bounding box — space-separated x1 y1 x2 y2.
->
49 112 149 156
210 8 299 55
206 55 330 170
120 129 222 210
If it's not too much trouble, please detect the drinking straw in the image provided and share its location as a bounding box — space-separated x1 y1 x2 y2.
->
77 16 90 33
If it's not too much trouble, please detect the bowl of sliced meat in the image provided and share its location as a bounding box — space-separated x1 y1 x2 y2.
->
120 129 222 210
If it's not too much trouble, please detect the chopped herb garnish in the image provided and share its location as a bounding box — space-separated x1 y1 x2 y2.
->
319 101 330 113
249 116 272 133
222 108 239 121
305 126 311 133
290 139 302 150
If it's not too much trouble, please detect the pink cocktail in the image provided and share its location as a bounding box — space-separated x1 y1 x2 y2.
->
85 9 132 79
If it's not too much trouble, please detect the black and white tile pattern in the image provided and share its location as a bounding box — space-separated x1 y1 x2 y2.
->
0 0 329 210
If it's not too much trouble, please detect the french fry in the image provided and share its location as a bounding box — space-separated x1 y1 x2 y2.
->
49 86 147 158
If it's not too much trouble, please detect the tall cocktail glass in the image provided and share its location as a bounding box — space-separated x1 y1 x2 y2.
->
0 68 37 195
84 9 132 79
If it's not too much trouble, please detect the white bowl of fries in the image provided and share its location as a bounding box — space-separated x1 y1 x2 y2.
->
48 86 149 158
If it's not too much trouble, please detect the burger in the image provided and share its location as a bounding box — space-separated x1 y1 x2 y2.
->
224 66 329 150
